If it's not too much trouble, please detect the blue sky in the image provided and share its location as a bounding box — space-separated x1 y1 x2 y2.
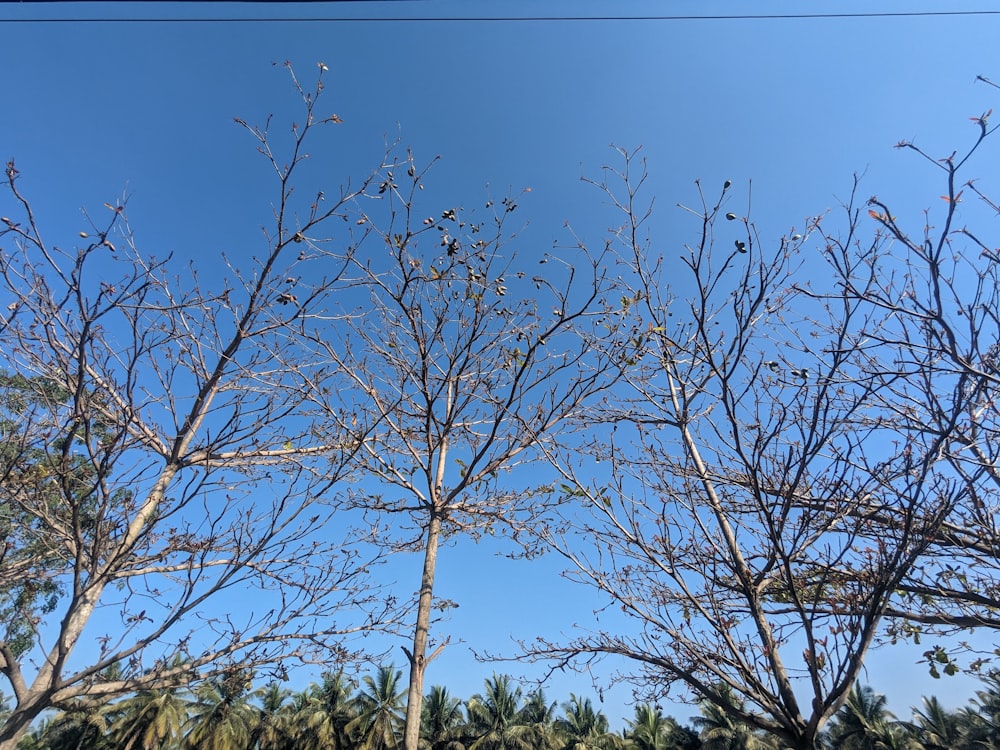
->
3 0 1000 729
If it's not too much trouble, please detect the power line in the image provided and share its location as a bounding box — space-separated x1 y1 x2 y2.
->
0 0 427 3
1 8 1000 22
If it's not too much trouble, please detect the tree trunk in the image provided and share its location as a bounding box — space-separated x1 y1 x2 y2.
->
402 512 443 750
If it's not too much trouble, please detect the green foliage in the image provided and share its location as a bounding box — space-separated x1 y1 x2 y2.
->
625 704 698 750
692 688 770 750
905 696 962 750
347 666 406 750
0 372 80 658
464 675 534 750
181 671 258 750
420 686 465 750
0 368 137 661
20 668 1000 750
823 685 897 750
552 694 619 750
110 687 192 750
23 706 116 750
296 671 359 750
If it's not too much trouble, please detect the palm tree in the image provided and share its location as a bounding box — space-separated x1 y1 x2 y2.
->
464 675 533 750
868 728 920 750
109 686 191 750
626 705 666 750
824 685 894 750
252 682 295 750
182 670 258 750
906 696 962 750
519 689 558 750
348 665 406 750
626 704 698 750
669 724 701 750
955 705 996 750
954 670 1000 750
296 671 359 750
553 694 620 750
420 685 466 750
32 706 114 750
692 689 767 750
16 717 55 750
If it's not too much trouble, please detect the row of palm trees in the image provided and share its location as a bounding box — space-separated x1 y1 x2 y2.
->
10 666 1000 750
821 677 1000 750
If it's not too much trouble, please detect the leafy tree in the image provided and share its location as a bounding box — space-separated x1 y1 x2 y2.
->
870 731 919 750
0 374 80 660
12 718 50 750
0 64 396 749
519 689 557 727
28 705 115 750
625 705 671 750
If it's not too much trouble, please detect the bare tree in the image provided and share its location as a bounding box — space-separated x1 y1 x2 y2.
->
0 64 396 750
304 155 620 750
527 148 963 750
824 77 1000 674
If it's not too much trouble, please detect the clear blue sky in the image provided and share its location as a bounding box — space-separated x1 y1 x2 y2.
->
3 0 999 729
